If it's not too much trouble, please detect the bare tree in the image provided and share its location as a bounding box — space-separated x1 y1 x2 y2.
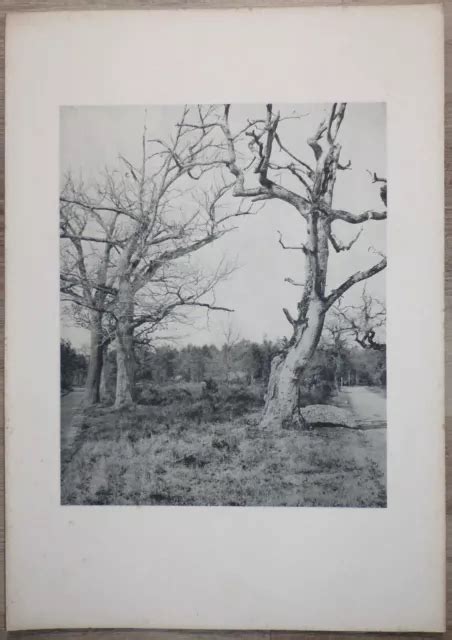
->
60 107 256 408
60 191 119 405
181 103 387 427
333 286 386 353
221 317 241 380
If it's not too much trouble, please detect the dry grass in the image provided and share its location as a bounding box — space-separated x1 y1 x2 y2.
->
61 393 386 507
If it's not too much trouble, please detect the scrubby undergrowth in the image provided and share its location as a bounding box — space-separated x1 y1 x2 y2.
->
61 383 386 507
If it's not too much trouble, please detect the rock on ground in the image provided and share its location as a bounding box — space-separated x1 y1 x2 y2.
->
300 404 357 428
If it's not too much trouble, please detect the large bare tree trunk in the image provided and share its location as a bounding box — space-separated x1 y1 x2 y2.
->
114 280 135 409
99 343 111 403
83 311 104 406
262 282 327 428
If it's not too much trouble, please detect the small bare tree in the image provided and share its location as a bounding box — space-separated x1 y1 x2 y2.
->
221 317 241 380
333 286 386 353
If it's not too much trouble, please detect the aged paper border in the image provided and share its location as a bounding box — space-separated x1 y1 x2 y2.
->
1 1 449 638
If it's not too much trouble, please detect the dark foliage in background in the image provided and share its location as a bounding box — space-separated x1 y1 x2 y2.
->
61 335 386 408
60 339 87 393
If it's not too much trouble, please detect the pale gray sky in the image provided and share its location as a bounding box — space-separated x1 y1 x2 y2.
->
60 103 386 349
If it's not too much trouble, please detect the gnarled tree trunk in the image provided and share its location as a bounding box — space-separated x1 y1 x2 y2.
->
99 343 112 403
262 298 326 428
114 279 135 409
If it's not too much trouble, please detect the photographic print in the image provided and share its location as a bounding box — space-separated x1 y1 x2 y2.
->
60 103 387 507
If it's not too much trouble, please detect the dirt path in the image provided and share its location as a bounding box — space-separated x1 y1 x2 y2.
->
61 388 84 451
338 386 386 429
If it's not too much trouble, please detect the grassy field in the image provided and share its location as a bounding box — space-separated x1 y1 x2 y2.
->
61 382 386 507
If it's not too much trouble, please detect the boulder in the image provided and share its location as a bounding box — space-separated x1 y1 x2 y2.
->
300 404 357 428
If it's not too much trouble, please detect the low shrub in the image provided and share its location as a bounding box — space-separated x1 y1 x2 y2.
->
298 381 333 406
211 433 240 454
202 378 218 394
218 384 264 418
137 387 165 406
181 398 214 423
138 384 193 406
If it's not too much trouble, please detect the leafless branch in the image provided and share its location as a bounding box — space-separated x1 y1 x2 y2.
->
325 257 387 309
284 277 305 287
331 208 387 224
329 226 363 253
282 307 296 327
277 230 307 253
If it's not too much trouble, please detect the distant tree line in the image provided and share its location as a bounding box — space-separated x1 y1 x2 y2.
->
132 338 385 389
61 333 386 404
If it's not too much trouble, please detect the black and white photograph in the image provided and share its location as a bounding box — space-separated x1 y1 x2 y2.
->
60 102 387 507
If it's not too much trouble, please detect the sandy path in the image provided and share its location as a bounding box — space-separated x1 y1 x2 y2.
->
340 386 386 429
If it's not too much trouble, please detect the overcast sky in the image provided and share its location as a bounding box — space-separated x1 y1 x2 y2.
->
60 103 386 350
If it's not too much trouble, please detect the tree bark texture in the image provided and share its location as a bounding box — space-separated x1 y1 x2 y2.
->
114 278 135 409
